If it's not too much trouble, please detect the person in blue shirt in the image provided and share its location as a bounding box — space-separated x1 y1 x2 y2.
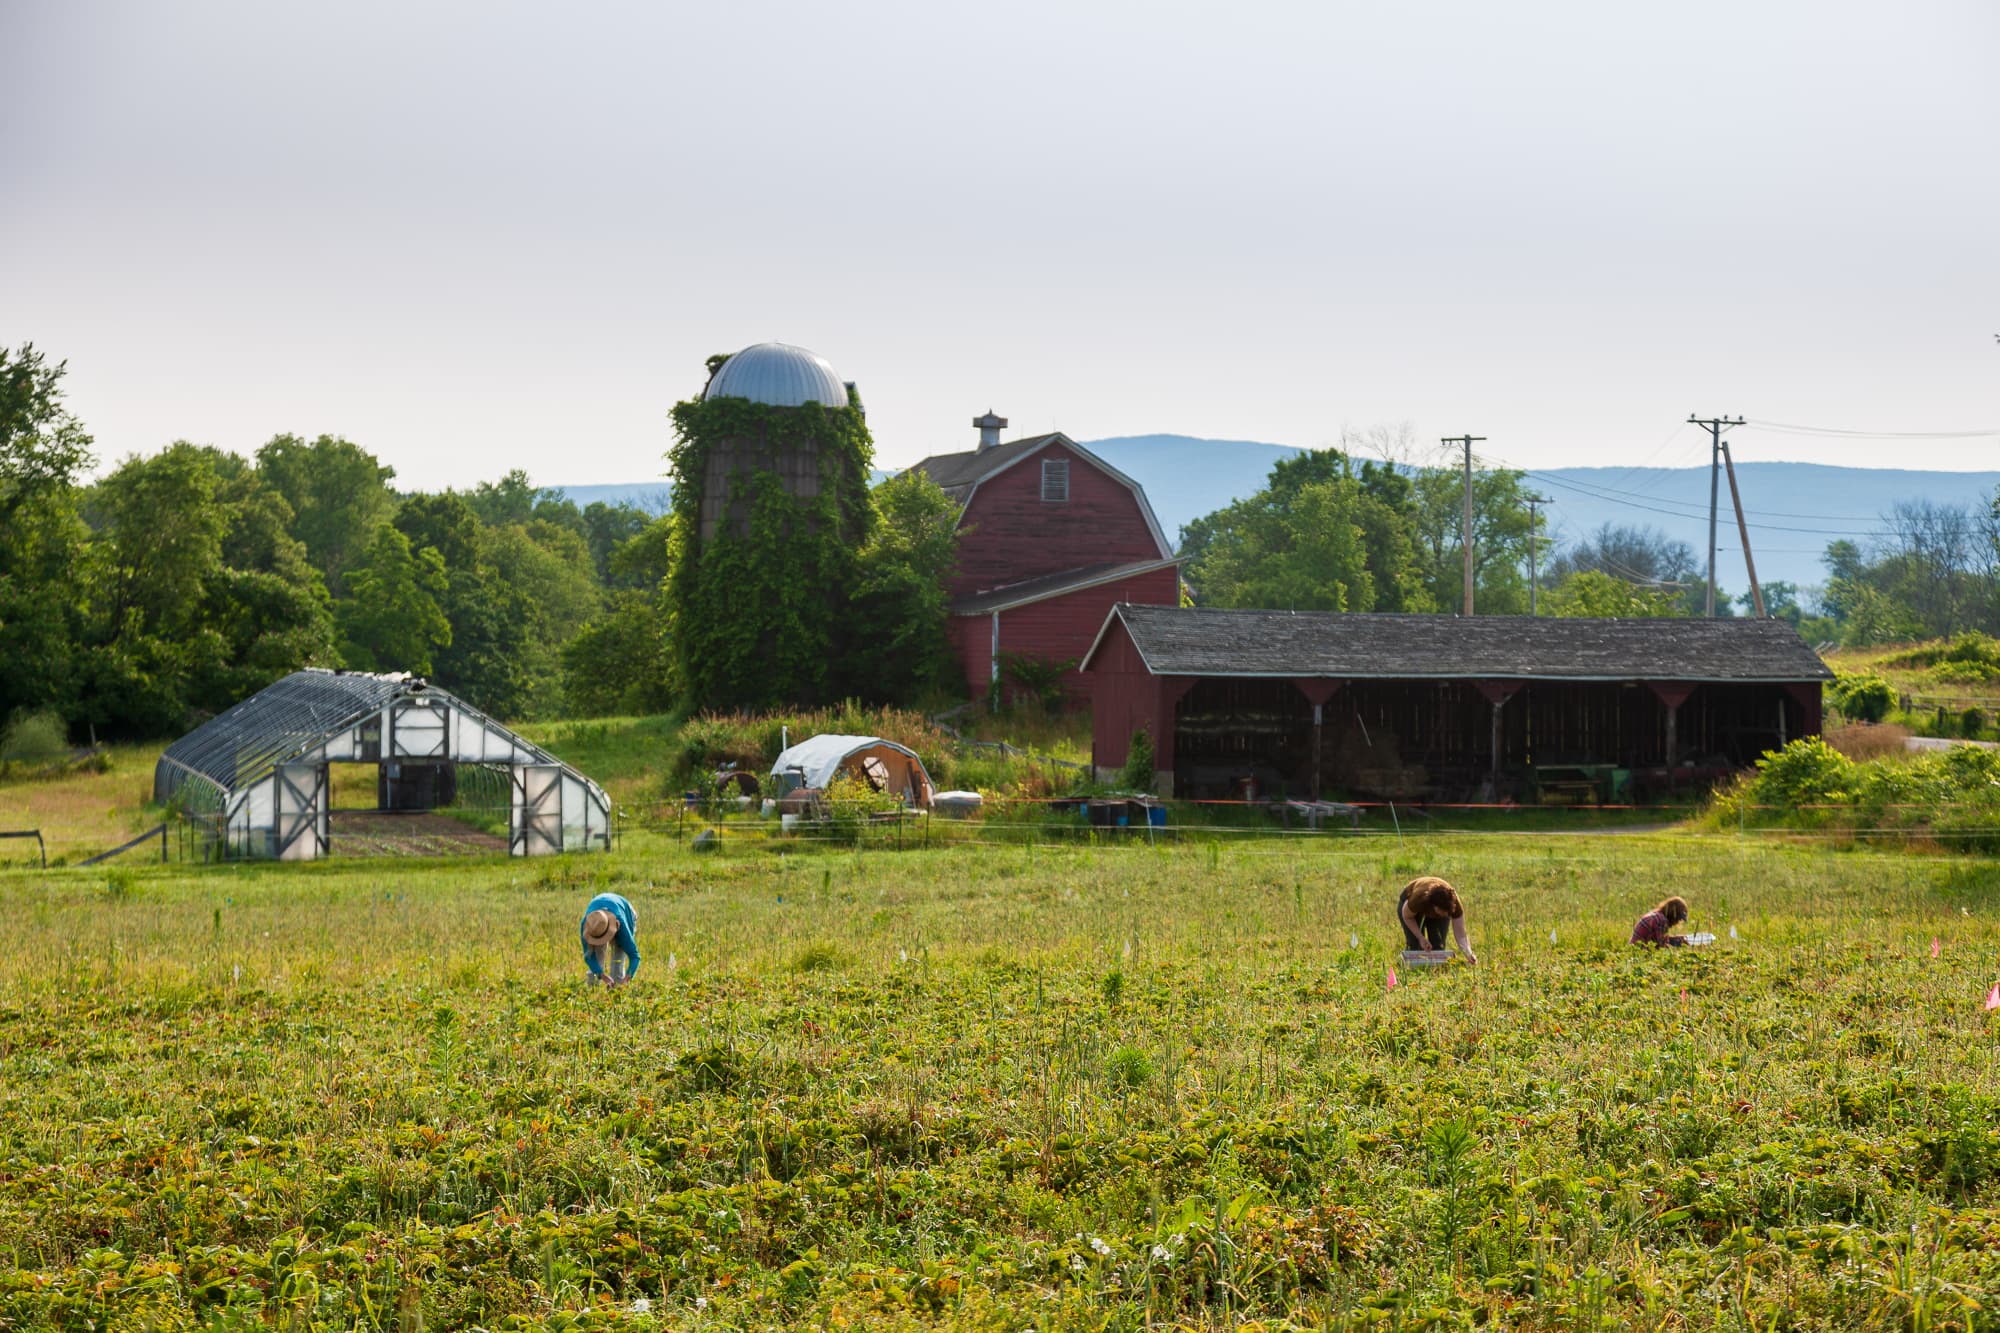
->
580 892 640 985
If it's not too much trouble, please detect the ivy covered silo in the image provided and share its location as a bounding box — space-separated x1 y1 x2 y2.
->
666 342 875 709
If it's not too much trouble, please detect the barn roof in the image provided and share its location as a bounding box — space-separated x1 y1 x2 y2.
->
904 432 1174 560
905 434 1066 497
951 557 1181 616
1081 604 1834 683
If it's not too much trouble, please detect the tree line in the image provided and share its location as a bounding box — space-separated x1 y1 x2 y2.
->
1 344 964 740
1178 433 2000 646
2 345 671 738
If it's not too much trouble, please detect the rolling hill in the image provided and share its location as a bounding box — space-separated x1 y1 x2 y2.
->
560 437 2000 590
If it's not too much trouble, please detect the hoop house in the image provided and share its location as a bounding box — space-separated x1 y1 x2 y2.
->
155 669 611 859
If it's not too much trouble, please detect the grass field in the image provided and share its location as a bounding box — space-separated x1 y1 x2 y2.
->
4 835 1999 1330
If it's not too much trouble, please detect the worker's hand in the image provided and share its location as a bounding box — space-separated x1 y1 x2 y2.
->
1462 951 1479 965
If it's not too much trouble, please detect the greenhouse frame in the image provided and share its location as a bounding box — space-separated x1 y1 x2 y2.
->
154 669 611 860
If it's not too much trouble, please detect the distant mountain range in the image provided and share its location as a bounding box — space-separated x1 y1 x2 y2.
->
559 436 2000 590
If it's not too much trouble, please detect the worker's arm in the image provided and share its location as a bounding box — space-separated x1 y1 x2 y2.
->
1399 899 1424 943
1451 915 1477 964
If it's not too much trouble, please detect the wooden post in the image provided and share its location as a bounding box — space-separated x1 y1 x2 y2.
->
1490 701 1504 780
1292 679 1346 803
1473 681 1523 786
1648 682 1697 766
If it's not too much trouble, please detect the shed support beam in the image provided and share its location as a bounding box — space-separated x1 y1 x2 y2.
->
1473 681 1523 783
1154 677 1197 796
1292 678 1346 802
1647 682 1697 765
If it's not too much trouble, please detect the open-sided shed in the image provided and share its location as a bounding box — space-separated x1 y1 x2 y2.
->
154 669 611 859
769 734 935 807
1082 605 1833 801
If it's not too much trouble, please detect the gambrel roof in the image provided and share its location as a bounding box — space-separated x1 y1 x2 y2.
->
904 432 1175 560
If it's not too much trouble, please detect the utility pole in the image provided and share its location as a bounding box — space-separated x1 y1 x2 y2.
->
1688 415 1744 617
1442 435 1486 615
1524 493 1551 616
1720 439 1766 617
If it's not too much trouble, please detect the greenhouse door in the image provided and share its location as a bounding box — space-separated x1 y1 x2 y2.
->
275 763 328 860
510 765 563 855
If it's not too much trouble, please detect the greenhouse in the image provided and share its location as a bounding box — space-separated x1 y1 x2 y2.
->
154 669 611 860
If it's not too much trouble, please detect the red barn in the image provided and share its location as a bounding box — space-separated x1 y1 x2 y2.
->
908 414 1180 699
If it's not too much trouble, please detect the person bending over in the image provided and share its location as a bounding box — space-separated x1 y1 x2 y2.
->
1397 876 1477 963
581 892 641 985
1630 896 1690 948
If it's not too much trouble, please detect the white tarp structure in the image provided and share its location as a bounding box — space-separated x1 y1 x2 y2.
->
769 734 935 807
155 669 611 860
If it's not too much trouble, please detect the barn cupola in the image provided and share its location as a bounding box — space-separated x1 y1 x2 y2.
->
973 410 1007 452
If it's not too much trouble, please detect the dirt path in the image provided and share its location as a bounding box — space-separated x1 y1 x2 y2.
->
1904 736 1999 753
329 811 509 856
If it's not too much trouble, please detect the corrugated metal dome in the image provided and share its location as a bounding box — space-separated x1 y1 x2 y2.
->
702 342 850 408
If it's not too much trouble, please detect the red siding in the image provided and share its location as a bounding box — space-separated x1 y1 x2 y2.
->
1088 616 1157 772
950 567 1180 701
952 445 1164 597
1083 616 1194 785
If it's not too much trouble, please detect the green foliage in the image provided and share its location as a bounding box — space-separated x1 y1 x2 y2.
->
1182 449 1429 613
336 523 452 675
1717 735 2000 850
0 343 94 517
996 652 1073 711
665 392 876 711
254 433 396 597
1118 728 1156 792
836 470 960 705
1746 737 1859 808
562 590 675 718
0 709 68 765
1543 569 1686 619
1962 706 1986 739
1830 670 1896 723
823 774 905 844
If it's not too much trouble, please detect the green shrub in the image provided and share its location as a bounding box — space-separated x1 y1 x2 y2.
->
1748 738 1858 812
1829 671 1895 723
1105 1045 1154 1090
0 709 69 766
1117 730 1155 793
1962 707 1987 739
823 774 903 846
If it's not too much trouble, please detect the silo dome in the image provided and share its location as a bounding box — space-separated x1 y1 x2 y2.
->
702 342 850 408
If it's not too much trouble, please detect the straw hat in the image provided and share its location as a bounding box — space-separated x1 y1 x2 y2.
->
583 909 618 948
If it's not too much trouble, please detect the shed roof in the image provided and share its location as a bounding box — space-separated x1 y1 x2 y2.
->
1081 605 1834 683
951 557 1181 617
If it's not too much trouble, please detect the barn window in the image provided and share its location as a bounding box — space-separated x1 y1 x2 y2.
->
1041 458 1069 502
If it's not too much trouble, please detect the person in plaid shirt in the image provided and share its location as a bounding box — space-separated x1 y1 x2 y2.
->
1630 896 1690 948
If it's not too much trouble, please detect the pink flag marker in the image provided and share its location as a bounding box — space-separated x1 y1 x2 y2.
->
1931 937 1941 959
1679 988 1688 1007
1387 965 1399 991
1985 982 1999 1012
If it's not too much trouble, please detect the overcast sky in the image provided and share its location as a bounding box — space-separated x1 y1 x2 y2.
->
5 0 1997 490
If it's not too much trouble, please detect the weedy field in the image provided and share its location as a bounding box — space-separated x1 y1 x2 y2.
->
3 837 1999 1331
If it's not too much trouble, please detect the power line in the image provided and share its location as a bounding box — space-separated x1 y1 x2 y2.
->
1744 419 2000 440
1495 461 1902 538
1518 468 1879 522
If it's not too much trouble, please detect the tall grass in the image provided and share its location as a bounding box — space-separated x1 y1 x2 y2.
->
2 835 1996 1328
